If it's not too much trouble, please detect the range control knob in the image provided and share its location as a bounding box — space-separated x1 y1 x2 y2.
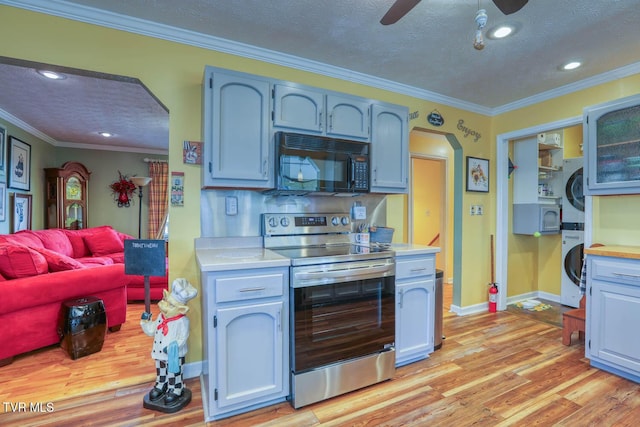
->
268 216 278 228
331 216 340 226
341 216 350 226
280 217 290 227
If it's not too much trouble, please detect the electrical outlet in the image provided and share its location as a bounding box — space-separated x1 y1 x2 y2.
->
470 205 476 215
352 206 367 220
477 205 484 215
225 196 238 216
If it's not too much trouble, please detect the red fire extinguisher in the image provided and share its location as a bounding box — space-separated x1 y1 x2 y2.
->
489 283 498 313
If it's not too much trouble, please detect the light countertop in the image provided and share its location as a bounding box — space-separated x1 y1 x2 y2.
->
196 247 291 272
584 245 640 260
390 244 441 257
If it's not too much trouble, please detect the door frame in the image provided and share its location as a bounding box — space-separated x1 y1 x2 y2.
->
409 153 449 277
495 115 583 310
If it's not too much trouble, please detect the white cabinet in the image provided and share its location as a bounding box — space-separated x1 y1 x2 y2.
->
513 135 563 204
201 267 289 421
395 252 435 366
370 103 409 194
202 68 272 189
273 84 370 140
587 255 640 382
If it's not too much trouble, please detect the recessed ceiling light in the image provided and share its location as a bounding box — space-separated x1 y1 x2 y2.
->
98 132 113 138
491 25 513 39
562 61 582 71
37 70 66 80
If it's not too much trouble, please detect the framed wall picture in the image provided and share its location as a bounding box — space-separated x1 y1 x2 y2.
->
8 136 31 191
466 156 489 193
13 192 32 232
0 183 5 222
0 125 6 177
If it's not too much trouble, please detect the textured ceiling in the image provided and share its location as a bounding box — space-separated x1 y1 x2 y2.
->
1 0 639 152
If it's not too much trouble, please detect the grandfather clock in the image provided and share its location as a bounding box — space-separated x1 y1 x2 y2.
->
44 161 91 229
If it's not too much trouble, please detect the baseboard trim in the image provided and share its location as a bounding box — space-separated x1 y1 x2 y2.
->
450 291 561 316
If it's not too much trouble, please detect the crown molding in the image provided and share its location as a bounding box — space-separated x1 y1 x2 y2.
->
0 107 57 145
2 0 640 118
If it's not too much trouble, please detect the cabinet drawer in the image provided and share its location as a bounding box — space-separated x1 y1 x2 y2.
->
591 257 640 286
216 272 285 303
396 256 435 280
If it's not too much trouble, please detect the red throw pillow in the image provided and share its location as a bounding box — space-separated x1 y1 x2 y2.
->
84 227 124 256
0 245 49 279
32 247 85 272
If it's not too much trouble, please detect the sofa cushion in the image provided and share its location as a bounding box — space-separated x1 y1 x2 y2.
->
3 231 45 249
31 229 74 258
63 226 113 258
84 227 125 256
76 256 115 266
32 247 85 272
0 245 49 279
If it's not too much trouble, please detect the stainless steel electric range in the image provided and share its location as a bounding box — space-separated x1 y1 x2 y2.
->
263 212 396 409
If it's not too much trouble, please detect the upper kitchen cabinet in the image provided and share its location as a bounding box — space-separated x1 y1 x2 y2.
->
370 103 409 193
513 133 563 204
584 94 640 195
203 68 272 189
273 84 370 140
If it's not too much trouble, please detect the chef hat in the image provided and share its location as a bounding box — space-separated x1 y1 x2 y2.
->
170 278 197 304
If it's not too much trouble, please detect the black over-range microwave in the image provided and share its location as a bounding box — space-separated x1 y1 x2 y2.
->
274 131 370 194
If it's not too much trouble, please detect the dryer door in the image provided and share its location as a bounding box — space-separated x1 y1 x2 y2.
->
564 242 584 285
565 167 585 213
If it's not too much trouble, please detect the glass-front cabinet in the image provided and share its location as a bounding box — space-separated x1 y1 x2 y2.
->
584 94 640 195
44 161 91 229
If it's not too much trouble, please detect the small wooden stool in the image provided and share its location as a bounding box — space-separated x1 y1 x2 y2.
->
562 295 586 346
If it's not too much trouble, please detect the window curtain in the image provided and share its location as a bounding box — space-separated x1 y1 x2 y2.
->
147 161 168 239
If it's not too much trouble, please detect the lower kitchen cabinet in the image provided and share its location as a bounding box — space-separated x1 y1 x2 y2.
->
587 254 640 383
395 252 435 366
200 267 289 421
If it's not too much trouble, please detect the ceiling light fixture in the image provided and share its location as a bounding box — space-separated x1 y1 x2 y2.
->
473 8 488 50
37 70 66 80
98 131 113 138
491 25 513 38
562 61 582 71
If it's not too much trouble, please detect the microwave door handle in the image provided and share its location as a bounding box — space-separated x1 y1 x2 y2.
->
349 158 355 189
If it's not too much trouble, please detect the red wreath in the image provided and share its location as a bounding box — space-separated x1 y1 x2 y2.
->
110 171 137 207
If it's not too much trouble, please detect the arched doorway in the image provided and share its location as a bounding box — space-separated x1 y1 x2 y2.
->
409 128 463 311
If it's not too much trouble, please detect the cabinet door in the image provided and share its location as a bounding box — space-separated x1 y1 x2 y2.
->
273 84 324 133
396 278 434 366
205 72 271 187
326 94 370 140
215 301 284 410
584 95 640 195
589 279 640 373
370 103 408 193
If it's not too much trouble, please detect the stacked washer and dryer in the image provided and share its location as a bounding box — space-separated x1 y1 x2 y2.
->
561 158 585 308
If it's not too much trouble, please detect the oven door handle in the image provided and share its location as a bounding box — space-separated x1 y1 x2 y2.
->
295 263 393 280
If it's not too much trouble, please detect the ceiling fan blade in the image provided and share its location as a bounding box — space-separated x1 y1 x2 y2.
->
492 0 528 15
380 0 422 25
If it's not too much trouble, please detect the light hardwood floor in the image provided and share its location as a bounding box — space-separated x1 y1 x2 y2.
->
2 289 640 426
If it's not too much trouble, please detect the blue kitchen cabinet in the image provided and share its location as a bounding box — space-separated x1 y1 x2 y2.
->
395 252 435 366
201 267 289 421
370 103 409 194
273 83 370 140
203 68 272 188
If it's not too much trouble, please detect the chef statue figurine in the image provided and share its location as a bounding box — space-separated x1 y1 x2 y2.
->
140 278 197 412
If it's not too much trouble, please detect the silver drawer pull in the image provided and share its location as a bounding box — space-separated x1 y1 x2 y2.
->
612 272 640 280
410 268 427 273
239 287 267 292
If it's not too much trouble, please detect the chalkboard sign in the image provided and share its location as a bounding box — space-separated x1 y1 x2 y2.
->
124 239 166 277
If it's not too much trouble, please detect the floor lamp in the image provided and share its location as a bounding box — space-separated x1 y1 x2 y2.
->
130 176 152 239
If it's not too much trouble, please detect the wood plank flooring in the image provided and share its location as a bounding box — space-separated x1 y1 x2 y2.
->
2 290 640 426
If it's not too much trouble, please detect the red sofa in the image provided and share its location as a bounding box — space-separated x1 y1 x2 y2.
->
0 226 168 366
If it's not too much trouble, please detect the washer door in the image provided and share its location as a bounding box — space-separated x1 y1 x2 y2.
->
564 243 584 286
565 167 585 212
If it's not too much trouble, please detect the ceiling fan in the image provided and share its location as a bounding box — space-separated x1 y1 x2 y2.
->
380 0 528 25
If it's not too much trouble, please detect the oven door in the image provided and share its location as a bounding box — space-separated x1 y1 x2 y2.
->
291 260 395 373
